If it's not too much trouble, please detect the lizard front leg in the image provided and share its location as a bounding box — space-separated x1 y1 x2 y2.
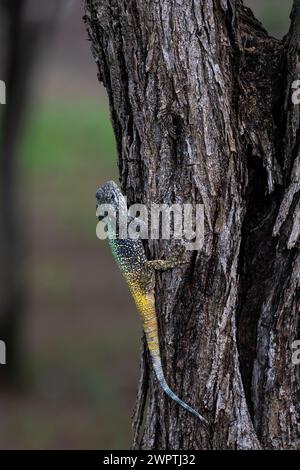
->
146 259 188 271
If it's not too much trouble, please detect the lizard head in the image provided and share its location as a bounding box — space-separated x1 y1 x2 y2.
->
96 180 126 221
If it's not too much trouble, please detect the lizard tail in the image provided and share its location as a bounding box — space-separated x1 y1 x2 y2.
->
137 292 207 424
151 354 208 425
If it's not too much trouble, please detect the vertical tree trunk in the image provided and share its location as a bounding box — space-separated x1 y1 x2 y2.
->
0 0 60 385
0 0 27 385
84 0 300 449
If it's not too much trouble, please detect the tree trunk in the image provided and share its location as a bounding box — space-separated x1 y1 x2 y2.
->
0 0 28 385
0 0 60 385
84 0 300 450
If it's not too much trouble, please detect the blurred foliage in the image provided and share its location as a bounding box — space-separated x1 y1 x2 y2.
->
9 97 139 449
22 101 116 173
21 99 118 243
246 0 292 38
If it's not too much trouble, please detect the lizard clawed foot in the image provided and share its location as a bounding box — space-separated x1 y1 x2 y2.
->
147 258 188 271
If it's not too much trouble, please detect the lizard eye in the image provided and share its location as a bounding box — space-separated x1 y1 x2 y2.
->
96 188 103 202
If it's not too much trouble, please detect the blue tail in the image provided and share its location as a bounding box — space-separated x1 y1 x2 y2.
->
152 356 208 425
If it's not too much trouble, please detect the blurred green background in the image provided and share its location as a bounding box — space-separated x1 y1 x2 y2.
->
0 0 293 450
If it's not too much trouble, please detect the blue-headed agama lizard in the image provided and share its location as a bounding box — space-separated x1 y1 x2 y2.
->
96 180 207 425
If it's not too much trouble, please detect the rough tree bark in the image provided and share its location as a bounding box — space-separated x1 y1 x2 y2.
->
84 0 300 449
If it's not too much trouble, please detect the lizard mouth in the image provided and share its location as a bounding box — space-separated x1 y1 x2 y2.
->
96 205 106 221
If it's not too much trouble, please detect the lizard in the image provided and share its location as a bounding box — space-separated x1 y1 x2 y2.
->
95 180 207 425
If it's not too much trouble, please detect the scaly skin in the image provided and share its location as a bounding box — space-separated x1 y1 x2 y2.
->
96 181 207 424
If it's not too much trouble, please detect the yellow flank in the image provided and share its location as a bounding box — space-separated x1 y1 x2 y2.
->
126 279 160 356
